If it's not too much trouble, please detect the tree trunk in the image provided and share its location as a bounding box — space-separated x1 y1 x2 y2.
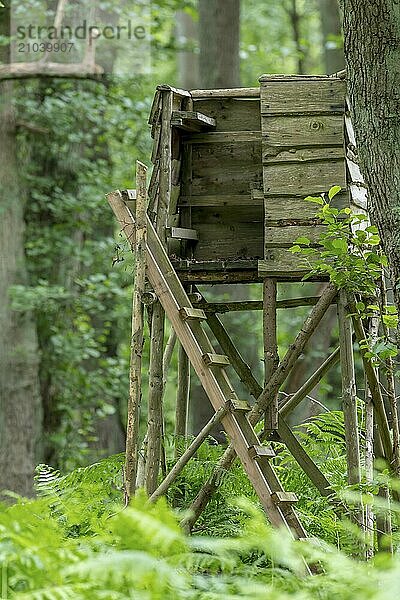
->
319 0 344 74
0 5 42 495
176 10 199 89
198 0 240 88
343 1 400 342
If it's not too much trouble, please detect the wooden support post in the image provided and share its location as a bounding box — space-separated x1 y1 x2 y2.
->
145 302 165 495
349 298 393 462
151 405 228 503
250 283 338 423
365 376 375 556
183 304 336 532
160 328 177 478
181 445 237 533
338 290 361 487
263 279 279 431
175 343 190 458
124 161 147 502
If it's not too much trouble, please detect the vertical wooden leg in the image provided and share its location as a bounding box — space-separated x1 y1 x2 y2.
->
263 279 279 432
338 290 361 487
124 161 147 503
175 343 190 459
365 375 375 558
145 301 165 495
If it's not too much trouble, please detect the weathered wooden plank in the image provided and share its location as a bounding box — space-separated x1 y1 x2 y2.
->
264 192 349 221
248 445 276 459
260 78 346 115
179 307 207 321
192 167 262 196
157 83 191 97
271 491 298 504
175 268 262 285
203 353 230 367
192 98 260 131
265 225 323 247
263 145 344 165
179 194 262 207
171 110 216 132
148 89 161 125
191 87 259 98
184 131 262 144
262 115 343 148
263 160 346 196
191 206 263 226
258 251 320 278
151 124 161 164
193 222 263 260
168 227 198 241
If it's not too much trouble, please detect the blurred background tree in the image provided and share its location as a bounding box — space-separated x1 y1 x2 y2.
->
0 0 345 495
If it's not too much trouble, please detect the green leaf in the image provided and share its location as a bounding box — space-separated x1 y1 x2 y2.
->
332 238 347 252
294 236 311 246
290 245 301 253
328 185 341 200
304 195 324 205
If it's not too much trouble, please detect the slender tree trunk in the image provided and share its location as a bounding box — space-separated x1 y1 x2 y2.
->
176 10 199 89
343 1 400 344
0 6 42 495
319 0 344 74
198 0 240 88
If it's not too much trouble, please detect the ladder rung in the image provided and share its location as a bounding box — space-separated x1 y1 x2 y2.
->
248 445 276 459
168 227 198 241
271 491 298 505
228 398 251 412
203 353 230 367
171 110 216 132
179 307 207 321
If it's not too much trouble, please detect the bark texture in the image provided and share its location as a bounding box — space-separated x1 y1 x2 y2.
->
343 1 400 341
198 0 240 88
0 9 42 496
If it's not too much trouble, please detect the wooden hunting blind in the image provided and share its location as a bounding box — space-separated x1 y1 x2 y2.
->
107 74 392 559
144 74 363 283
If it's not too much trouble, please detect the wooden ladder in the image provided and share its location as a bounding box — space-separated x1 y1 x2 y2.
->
109 192 308 540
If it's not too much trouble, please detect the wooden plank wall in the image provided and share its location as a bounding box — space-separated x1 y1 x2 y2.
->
259 75 348 277
178 92 264 262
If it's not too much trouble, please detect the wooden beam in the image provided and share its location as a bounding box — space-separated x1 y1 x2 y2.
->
145 302 165 495
338 290 361 486
263 279 279 431
249 284 338 421
349 298 392 462
279 347 340 417
175 343 190 458
124 161 147 501
194 297 326 313
150 404 228 502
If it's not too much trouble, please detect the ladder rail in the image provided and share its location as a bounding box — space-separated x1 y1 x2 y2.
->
108 191 307 539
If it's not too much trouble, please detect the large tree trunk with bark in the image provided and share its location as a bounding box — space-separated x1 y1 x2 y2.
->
0 5 42 496
343 1 400 341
